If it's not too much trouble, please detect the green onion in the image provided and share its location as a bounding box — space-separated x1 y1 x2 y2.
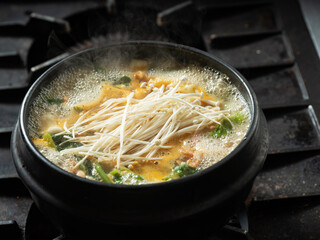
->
75 156 93 176
210 112 245 138
45 97 64 105
119 167 144 181
162 163 197 181
42 132 56 148
172 163 197 177
95 163 112 183
51 134 83 151
113 76 131 86
94 66 106 73
134 174 144 181
210 119 231 138
109 169 123 184
108 167 144 184
229 112 245 124
73 106 83 112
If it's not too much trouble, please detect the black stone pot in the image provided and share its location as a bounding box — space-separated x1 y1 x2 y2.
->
11 41 268 239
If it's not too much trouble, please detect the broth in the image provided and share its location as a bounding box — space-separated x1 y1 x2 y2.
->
28 58 250 185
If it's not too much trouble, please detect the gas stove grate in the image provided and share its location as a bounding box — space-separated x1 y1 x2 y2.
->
1 0 320 239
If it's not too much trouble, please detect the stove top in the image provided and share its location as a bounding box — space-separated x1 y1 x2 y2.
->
1 0 320 239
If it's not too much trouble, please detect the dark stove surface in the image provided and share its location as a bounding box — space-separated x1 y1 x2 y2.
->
1 0 320 239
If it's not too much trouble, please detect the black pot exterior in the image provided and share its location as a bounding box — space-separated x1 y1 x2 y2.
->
11 41 268 239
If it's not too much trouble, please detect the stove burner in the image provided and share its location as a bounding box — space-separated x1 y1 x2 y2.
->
27 2 206 81
24 203 252 240
25 204 60 240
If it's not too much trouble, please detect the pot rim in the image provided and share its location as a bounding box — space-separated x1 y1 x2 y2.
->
19 40 260 189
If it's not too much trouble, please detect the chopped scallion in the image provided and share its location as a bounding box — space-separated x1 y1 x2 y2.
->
94 66 106 73
113 76 131 86
45 97 64 105
109 169 123 184
162 163 197 181
42 132 56 148
95 163 112 183
73 106 83 112
210 112 245 138
51 134 83 151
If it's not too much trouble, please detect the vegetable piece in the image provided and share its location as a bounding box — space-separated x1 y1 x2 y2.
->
172 163 197 177
73 106 83 112
162 163 197 181
109 169 123 184
133 173 144 181
109 167 144 184
95 163 112 183
210 119 232 138
75 155 93 176
210 112 245 138
120 167 144 181
45 96 64 105
94 66 106 73
229 112 245 124
58 141 83 151
113 76 131 86
42 132 56 148
51 134 66 147
51 134 83 151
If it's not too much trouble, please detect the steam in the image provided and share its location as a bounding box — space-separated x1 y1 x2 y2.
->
70 5 170 54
